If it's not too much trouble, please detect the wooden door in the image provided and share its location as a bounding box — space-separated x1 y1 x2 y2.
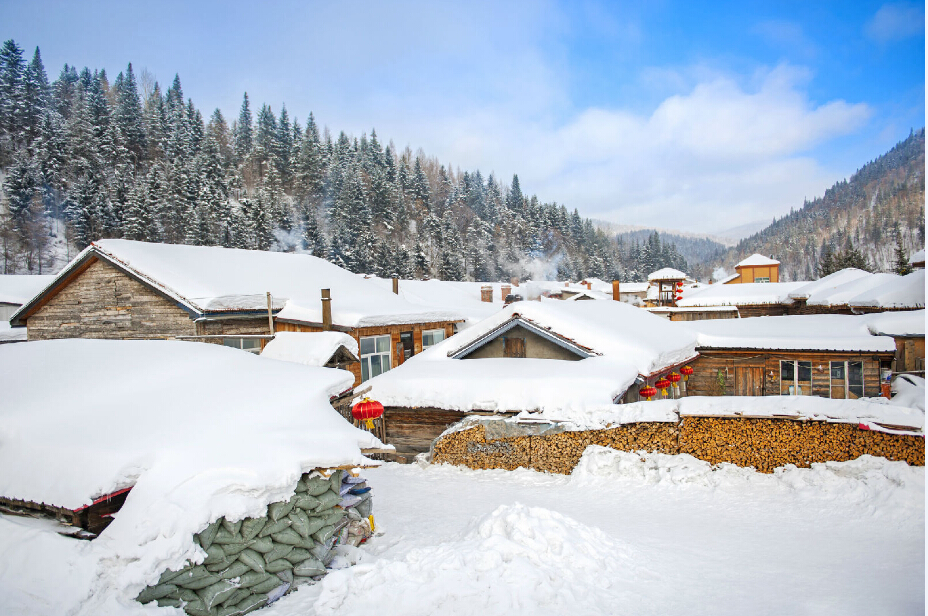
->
735 367 764 396
504 337 526 358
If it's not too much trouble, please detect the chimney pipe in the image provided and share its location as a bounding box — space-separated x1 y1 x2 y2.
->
392 276 399 294
480 285 492 303
612 280 620 301
501 284 512 301
266 292 275 334
321 288 332 331
585 281 592 290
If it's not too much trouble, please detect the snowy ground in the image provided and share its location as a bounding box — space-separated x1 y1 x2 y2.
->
1 450 923 616
263 450 924 616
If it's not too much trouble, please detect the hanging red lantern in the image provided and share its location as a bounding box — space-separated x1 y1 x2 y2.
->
352 398 384 429
655 377 671 396
639 386 657 401
680 365 694 381
668 372 682 384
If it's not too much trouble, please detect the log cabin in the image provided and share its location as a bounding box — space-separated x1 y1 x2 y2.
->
361 300 700 458
9 240 464 385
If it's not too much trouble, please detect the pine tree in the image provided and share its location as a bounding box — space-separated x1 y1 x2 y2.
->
113 63 146 165
233 92 252 164
893 229 913 275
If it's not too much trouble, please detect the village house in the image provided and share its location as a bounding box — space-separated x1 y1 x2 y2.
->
727 254 780 283
9 240 463 385
680 313 907 398
360 300 699 458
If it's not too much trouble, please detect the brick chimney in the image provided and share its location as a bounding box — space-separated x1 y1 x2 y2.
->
501 284 512 301
585 281 592 290
480 285 493 302
612 280 620 301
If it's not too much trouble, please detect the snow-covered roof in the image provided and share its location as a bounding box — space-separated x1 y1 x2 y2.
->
715 273 740 284
864 310 925 337
362 277 505 328
260 331 359 366
788 268 873 301
618 282 650 294
681 314 897 352
676 281 806 307
15 240 463 329
910 248 925 265
805 272 899 307
0 274 55 306
736 254 780 267
848 270 925 309
0 339 385 612
647 267 687 282
564 289 612 301
0 321 26 343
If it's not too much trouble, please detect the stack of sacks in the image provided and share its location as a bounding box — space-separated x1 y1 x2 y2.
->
136 469 374 616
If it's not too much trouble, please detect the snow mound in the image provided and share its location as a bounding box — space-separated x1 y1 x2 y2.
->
314 503 651 616
892 375 926 412
571 447 923 502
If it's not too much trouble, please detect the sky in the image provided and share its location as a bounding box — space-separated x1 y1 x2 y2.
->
1 0 924 235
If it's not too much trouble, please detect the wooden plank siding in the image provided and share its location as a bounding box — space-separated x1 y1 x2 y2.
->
383 407 513 458
276 321 457 387
688 350 889 398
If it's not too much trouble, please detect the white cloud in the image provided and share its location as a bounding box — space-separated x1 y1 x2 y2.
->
865 2 925 42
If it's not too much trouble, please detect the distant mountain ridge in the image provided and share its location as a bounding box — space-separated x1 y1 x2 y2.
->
716 129 926 281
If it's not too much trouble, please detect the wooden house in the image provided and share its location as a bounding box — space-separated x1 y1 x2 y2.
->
10 240 463 385
682 314 897 398
729 254 780 284
676 281 805 317
361 300 699 458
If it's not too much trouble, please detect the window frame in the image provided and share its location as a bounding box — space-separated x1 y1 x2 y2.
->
360 334 392 381
830 360 864 399
780 359 812 395
222 337 262 354
421 328 446 349
753 276 770 283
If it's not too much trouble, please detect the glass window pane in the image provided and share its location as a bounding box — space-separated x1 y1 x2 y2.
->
360 337 375 355
830 361 845 380
376 335 391 353
780 361 794 395
241 338 260 350
380 353 391 373
361 359 369 382
223 338 240 349
797 361 812 395
848 362 863 399
370 354 382 378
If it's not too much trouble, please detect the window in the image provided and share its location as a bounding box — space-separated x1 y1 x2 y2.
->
780 360 812 395
223 337 261 354
422 329 445 349
503 337 526 358
360 334 392 381
830 361 863 399
754 277 770 283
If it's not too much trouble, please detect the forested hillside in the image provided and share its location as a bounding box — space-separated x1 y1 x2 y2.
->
613 229 727 281
718 129 925 280
0 39 690 283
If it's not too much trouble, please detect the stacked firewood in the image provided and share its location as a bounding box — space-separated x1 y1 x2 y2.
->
432 418 924 475
136 469 374 615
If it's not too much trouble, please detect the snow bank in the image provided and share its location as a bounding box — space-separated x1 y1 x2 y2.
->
892 375 925 413
682 313 897 352
314 503 651 616
805 272 899 306
261 331 359 366
0 321 26 343
0 339 384 613
676 281 806 307
849 269 925 309
0 274 55 306
864 309 925 337
787 268 872 301
363 357 639 414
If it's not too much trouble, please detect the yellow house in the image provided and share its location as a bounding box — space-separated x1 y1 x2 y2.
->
728 254 780 284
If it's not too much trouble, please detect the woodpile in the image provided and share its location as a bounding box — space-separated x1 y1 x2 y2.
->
431 418 924 475
135 469 374 615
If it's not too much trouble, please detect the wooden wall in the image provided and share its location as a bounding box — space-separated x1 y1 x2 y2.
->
687 350 888 398
734 264 779 283
26 259 197 341
383 407 510 459
276 320 457 386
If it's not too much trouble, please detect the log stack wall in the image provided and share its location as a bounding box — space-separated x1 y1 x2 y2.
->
431 418 924 475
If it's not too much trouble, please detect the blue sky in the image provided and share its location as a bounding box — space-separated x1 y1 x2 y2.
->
2 0 924 234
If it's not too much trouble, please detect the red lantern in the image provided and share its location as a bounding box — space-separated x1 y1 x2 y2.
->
639 386 657 401
655 378 671 396
680 365 694 381
668 372 681 384
352 398 384 429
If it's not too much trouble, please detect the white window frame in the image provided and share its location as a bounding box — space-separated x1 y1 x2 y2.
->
780 360 812 395
222 337 262 354
830 360 864 399
754 276 770 283
422 328 445 349
360 334 392 381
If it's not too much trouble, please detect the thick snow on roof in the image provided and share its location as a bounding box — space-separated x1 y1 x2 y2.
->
0 274 55 306
0 339 386 614
260 331 359 366
910 248 925 264
848 270 925 309
805 272 898 306
0 321 26 342
362 276 504 327
363 357 640 414
682 314 897 352
736 254 780 267
788 268 872 300
618 282 649 293
676 281 805 307
75 240 463 328
647 267 687 281
864 310 925 337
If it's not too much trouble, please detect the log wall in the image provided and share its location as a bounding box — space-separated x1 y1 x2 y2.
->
431 418 924 475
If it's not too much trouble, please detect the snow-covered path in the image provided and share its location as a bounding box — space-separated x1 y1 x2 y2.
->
267 452 924 616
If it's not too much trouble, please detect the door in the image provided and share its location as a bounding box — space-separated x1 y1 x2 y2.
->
503 337 526 358
735 367 764 396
